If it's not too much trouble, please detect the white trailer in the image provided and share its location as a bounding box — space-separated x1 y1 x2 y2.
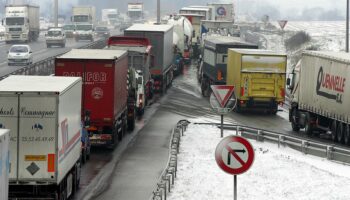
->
72 6 96 25
288 51 350 143
0 129 9 200
3 4 40 43
0 76 82 200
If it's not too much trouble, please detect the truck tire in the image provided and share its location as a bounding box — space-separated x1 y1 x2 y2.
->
201 77 209 97
336 122 344 143
304 113 313 137
331 120 337 142
291 109 300 132
344 124 350 145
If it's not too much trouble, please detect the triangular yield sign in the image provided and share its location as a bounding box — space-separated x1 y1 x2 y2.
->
278 20 288 30
211 85 235 108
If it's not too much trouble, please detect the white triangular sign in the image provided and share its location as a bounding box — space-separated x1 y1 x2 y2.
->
211 85 235 108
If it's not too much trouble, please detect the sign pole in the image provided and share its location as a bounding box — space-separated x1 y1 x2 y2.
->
221 114 224 138
234 175 237 200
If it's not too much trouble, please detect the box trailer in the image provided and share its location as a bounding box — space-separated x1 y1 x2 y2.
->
200 36 258 96
226 49 287 113
55 49 131 146
0 76 82 200
0 129 9 200
288 51 350 143
124 24 174 93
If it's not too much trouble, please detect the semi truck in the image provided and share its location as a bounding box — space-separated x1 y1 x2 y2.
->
71 6 96 25
107 36 153 115
55 49 133 146
3 4 40 43
101 9 119 28
0 129 9 200
288 51 350 143
226 49 287 113
0 76 82 200
124 24 174 93
199 36 258 96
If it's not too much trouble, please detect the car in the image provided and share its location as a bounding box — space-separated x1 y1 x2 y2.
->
45 27 66 48
7 44 33 66
94 26 111 39
62 24 76 38
75 24 94 42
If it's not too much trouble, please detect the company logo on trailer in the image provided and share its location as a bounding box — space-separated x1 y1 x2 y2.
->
217 7 227 16
91 87 104 100
32 123 43 131
316 66 346 103
62 72 107 84
0 107 14 116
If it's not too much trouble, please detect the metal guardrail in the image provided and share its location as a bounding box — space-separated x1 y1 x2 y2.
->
150 120 190 200
0 39 107 81
195 122 350 165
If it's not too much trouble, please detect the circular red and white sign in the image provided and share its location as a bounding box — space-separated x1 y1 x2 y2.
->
91 87 104 100
215 136 254 175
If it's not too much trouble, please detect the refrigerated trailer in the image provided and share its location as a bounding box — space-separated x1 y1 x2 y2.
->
124 24 174 93
0 129 9 200
288 51 350 143
0 76 82 200
55 49 131 146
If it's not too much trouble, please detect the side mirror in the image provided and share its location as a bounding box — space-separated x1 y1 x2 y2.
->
29 51 33 54
70 16 73 22
137 77 142 85
1 19 3 25
286 77 291 86
192 30 195 38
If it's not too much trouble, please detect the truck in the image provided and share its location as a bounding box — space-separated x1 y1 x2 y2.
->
0 75 82 200
199 36 258 96
107 36 154 115
101 9 119 28
2 4 40 43
287 51 350 143
55 49 133 146
226 49 287 113
124 24 174 93
0 129 9 200
127 3 143 22
75 23 94 42
71 6 96 25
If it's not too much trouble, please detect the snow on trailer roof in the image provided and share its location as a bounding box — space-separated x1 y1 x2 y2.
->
0 75 81 93
57 49 127 60
126 24 173 32
229 48 286 56
303 51 350 63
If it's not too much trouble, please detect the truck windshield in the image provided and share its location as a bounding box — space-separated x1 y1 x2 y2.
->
107 14 118 18
76 25 93 31
63 25 75 31
6 17 24 25
10 46 28 53
47 30 62 36
73 15 89 23
96 27 108 31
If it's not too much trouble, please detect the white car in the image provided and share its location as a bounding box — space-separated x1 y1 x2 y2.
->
45 27 66 48
7 45 33 66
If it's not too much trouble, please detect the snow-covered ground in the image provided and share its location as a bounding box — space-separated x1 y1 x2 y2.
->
168 123 350 200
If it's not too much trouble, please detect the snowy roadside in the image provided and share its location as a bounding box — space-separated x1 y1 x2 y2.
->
168 123 350 200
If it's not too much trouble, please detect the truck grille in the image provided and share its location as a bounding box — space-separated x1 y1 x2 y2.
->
11 35 21 39
9 27 22 32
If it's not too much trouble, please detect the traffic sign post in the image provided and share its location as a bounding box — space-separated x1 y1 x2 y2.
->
215 136 255 200
210 85 236 138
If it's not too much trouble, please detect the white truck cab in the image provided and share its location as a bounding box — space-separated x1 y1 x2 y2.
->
45 27 66 48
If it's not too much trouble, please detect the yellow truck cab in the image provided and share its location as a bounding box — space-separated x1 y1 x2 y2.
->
226 49 287 113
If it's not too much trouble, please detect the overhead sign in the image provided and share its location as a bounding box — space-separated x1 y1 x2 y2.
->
278 20 288 30
215 136 254 175
211 85 235 108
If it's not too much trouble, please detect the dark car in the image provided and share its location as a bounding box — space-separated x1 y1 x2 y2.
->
94 26 111 39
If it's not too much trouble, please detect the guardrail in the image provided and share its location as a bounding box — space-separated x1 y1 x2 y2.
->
150 120 190 200
0 39 107 81
195 122 350 164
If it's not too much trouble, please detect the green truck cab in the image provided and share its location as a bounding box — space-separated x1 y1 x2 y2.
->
226 49 287 113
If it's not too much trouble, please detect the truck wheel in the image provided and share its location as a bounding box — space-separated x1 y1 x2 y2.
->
336 122 344 143
344 124 350 145
127 118 135 131
291 109 300 132
201 77 209 97
304 113 313 137
331 120 337 142
82 150 87 164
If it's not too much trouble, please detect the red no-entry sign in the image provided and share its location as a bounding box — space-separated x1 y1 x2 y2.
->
215 136 254 175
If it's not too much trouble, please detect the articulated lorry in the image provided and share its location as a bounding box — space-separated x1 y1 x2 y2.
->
288 51 350 143
107 36 153 115
55 49 133 146
199 36 258 96
227 49 287 113
0 129 9 200
3 4 40 43
0 76 82 200
124 24 174 93
101 9 119 28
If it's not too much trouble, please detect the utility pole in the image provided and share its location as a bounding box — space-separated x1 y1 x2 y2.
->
54 0 58 27
157 0 160 24
347 0 349 52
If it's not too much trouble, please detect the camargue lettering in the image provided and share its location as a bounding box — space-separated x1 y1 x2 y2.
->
21 107 55 118
0 107 14 116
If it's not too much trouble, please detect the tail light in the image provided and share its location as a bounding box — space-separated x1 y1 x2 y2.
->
217 70 223 81
240 100 245 105
280 88 285 97
240 87 245 96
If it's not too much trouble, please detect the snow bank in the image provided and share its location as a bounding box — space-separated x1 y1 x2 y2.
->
168 123 350 200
